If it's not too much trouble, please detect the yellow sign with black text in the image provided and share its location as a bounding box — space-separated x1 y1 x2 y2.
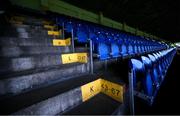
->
43 21 53 25
81 79 101 102
61 53 88 64
9 20 23 25
44 25 56 30
76 53 88 63
10 16 25 22
48 30 61 36
101 79 124 102
81 79 124 102
81 78 124 102
53 38 71 46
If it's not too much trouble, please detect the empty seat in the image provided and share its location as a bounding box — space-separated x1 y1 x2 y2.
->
65 22 73 33
130 59 145 90
153 53 164 81
137 42 142 54
141 56 154 96
111 43 121 58
134 41 138 54
77 31 88 42
94 43 110 60
76 24 88 43
148 54 160 87
120 34 128 57
127 38 134 56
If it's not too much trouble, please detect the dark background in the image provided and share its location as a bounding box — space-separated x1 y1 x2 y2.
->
62 0 180 42
0 0 180 114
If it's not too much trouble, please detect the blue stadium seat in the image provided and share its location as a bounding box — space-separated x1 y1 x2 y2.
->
127 38 134 56
148 54 160 87
119 34 128 57
153 53 164 81
95 42 110 60
130 59 145 90
65 21 73 33
141 56 154 96
76 24 88 43
137 41 142 54
111 43 121 58
92 31 111 60
105 33 121 58
134 41 138 54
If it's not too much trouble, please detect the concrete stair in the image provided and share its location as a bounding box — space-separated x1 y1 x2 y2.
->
0 74 98 114
0 13 127 115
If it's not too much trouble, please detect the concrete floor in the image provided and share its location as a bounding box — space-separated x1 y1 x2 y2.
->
63 93 120 115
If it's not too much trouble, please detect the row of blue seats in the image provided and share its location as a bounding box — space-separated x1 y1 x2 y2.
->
93 39 166 60
55 17 168 60
130 47 176 104
91 31 167 60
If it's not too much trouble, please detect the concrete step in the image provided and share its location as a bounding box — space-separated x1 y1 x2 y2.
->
2 29 57 39
0 46 71 57
7 24 51 32
63 77 129 115
8 15 54 26
0 74 97 114
0 46 88 58
2 24 61 38
12 74 127 115
0 51 89 74
11 24 56 31
0 37 66 46
6 17 60 37
0 55 71 74
63 93 121 115
0 63 89 95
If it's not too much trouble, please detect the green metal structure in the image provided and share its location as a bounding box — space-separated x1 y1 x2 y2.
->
10 0 162 40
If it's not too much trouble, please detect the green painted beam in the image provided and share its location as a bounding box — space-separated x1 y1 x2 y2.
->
10 0 163 41
10 0 42 11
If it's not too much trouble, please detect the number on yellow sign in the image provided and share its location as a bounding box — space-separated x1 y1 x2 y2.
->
111 88 120 96
77 56 85 62
101 84 108 92
101 84 120 96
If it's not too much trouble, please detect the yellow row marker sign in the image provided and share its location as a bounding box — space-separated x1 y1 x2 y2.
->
77 53 88 63
43 21 53 25
9 20 23 25
81 79 101 102
44 25 56 30
10 16 25 21
81 78 124 102
101 79 124 102
61 53 88 64
53 38 71 46
48 31 61 36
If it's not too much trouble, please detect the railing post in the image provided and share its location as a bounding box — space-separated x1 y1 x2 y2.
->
89 39 94 74
128 62 135 115
71 28 75 52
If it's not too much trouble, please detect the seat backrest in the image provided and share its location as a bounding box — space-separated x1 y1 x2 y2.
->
77 30 88 43
98 43 110 60
148 54 160 84
128 41 133 54
134 45 138 54
65 22 73 33
131 59 144 71
141 56 155 96
141 56 152 67
148 54 156 62
145 73 154 96
121 43 127 55
111 43 120 58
